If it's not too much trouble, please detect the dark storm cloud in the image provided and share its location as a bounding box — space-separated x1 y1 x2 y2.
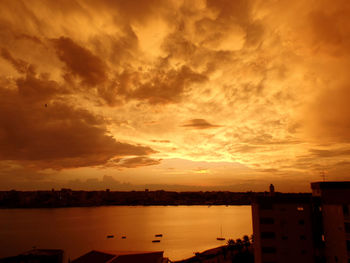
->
0 81 155 170
116 66 207 104
52 37 108 87
1 48 31 74
86 0 171 23
206 0 252 23
1 49 68 101
182 119 221 129
16 72 67 102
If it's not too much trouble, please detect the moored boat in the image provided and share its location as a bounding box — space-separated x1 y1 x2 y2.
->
216 225 225 241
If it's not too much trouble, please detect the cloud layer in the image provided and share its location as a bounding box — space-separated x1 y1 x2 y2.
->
0 0 350 190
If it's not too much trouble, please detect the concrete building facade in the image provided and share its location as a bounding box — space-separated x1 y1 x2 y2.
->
252 195 315 263
252 182 350 263
311 182 350 263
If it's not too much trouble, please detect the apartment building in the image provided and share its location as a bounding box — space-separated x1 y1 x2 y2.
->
252 193 315 263
252 182 350 263
311 182 350 263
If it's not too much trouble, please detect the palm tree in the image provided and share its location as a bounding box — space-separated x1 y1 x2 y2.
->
227 238 235 248
243 235 251 248
236 238 243 252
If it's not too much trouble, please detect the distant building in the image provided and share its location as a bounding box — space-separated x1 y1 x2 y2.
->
71 250 167 263
0 249 63 263
252 181 350 263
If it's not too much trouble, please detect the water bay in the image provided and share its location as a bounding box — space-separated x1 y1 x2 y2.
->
0 205 252 261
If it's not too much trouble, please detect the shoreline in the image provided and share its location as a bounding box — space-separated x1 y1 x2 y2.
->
0 190 310 209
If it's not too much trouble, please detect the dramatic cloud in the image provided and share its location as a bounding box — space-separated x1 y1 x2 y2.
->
52 37 108 87
0 86 155 169
182 119 221 129
115 66 207 104
110 156 162 168
0 49 155 170
0 0 350 190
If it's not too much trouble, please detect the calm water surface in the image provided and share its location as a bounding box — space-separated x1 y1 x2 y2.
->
0 206 252 261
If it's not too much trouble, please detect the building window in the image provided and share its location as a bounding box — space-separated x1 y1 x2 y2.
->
343 205 349 216
280 219 287 227
261 232 276 239
262 247 276 254
298 219 305 225
260 203 273 210
260 217 274 224
297 206 304 211
346 240 350 252
345 223 350 233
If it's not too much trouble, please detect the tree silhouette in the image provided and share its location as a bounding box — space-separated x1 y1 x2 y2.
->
243 235 251 248
227 239 236 247
235 238 243 252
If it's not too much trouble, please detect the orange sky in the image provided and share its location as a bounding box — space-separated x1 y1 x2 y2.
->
1 0 350 192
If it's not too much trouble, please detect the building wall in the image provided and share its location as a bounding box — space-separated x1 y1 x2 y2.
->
252 201 314 263
322 204 349 263
252 203 262 263
311 182 350 263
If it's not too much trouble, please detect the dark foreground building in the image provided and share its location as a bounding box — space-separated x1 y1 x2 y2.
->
71 250 166 263
0 249 63 263
252 181 350 263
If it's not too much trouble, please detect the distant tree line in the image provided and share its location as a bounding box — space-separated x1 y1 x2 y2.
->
0 189 256 208
0 189 311 208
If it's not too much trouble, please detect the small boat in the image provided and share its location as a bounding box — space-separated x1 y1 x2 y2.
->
216 226 225 241
155 234 163 237
107 235 114 238
152 240 161 243
121 236 126 239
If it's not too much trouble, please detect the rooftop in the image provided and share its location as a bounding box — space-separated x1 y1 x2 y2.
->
71 250 164 263
311 181 350 190
20 249 63 256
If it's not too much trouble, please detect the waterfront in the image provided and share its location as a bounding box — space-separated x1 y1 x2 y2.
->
0 205 252 261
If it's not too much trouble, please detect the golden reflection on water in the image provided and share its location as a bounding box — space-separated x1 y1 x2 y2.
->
0 206 252 261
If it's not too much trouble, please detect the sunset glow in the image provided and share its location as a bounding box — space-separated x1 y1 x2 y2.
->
1 0 350 191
